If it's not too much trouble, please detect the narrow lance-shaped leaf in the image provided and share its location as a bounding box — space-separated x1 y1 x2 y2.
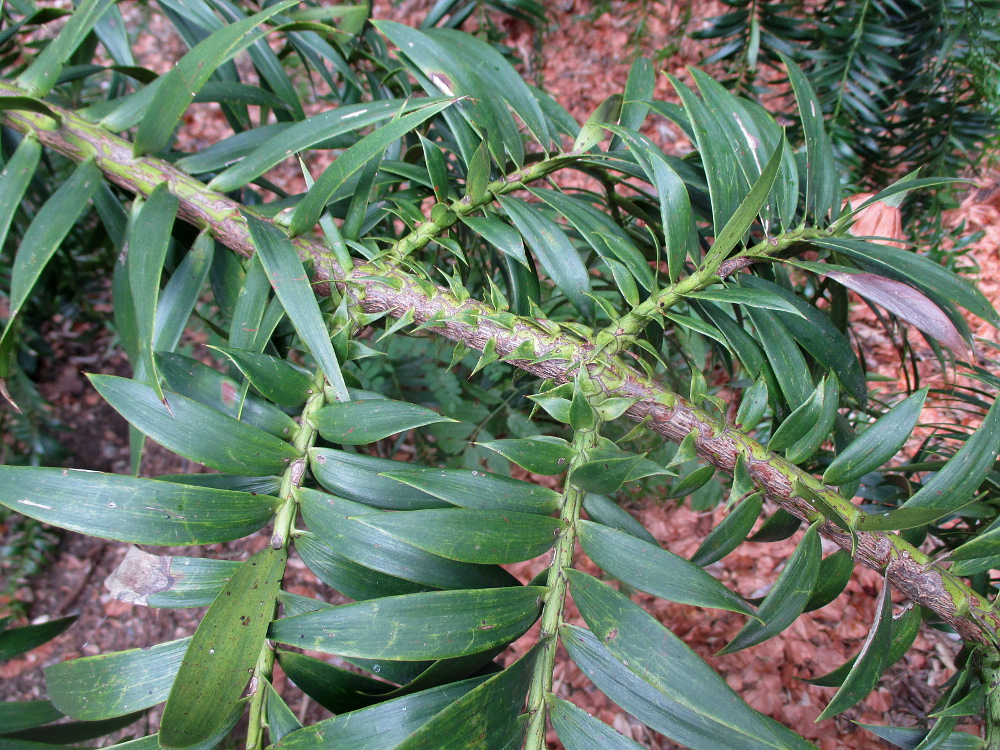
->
160 547 287 748
817 575 893 719
356 509 562 565
211 346 314 408
0 615 76 662
394 646 539 750
780 53 837 223
828 271 968 356
128 182 179 403
382 465 561 515
18 0 117 96
578 520 754 617
289 99 457 236
311 398 456 445
606 125 696 281
565 572 816 750
46 637 191 720
701 137 784 270
2 158 101 339
242 213 350 402
719 522 821 654
0 135 41 258
824 388 928 486
269 587 545 660
549 694 647 750
476 436 576 476
500 195 594 320
690 492 762 566
900 395 1000 511
133 0 300 155
90 374 301 475
0 466 277 545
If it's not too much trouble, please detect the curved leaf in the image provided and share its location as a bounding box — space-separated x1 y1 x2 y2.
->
90 374 301 475
381 466 560 515
311 398 455 445
0 467 277 545
578 520 754 616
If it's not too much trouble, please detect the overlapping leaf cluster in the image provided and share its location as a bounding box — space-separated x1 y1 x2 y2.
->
1 1 999 748
695 0 1000 197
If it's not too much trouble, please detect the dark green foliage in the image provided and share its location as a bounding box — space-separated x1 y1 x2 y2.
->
1 2 999 748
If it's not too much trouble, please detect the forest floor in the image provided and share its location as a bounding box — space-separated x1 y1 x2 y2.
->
2 2 999 749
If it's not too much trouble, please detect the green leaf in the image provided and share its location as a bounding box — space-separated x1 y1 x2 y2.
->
46 637 190 720
780 53 837 223
265 680 301 744
271 678 487 750
735 377 770 430
0 615 75 662
804 550 853 612
572 439 672 496
690 492 763 566
817 576 893 719
605 126 695 282
2 159 101 340
160 547 286 748
701 138 784 269
667 74 741 241
740 276 867 405
564 575 815 750
823 388 928 485
311 398 455 445
549 694 646 750
296 532 428 601
900 395 1000 511
574 93 622 153
154 231 214 354
529 188 656 291
289 99 456 236
582 493 659 546
375 22 523 166
785 376 839 464
859 725 983 750
298 487 517 589
476 436 575 475
156 352 298 439
394 646 538 749
139 555 242 609
719 522 821 653
460 215 526 265
309 448 450 510
0 700 63 734
128 182 179 402
356 509 562 564
276 651 393 713
0 136 41 257
242 213 349 401
207 98 424 189
578 521 753 616
212 346 314 408
748 509 801 543
381 466 561 515
747 307 813 410
269 587 545 660
500 196 594 319
855 505 966 532
0 711 145 745
90 374 301 475
0 466 276 545
767 379 826 452
807 604 921 689
18 0 116 96
133 0 299 155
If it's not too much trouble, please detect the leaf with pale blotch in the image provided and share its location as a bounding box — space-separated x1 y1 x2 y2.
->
160 547 286 748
